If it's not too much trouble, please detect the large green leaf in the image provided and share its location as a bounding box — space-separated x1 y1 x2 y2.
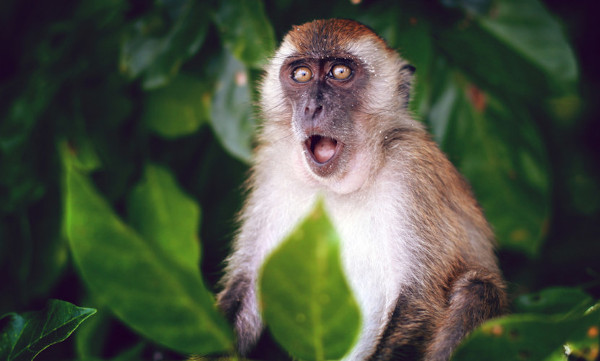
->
63 155 233 355
0 299 96 361
476 0 577 91
259 201 361 361
142 74 210 138
210 50 255 163
128 163 201 270
452 297 600 361
513 287 595 316
213 0 275 68
437 0 577 97
120 0 209 89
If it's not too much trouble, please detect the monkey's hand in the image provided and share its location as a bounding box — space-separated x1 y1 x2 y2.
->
217 274 263 356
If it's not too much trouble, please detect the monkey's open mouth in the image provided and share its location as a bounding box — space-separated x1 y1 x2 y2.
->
304 135 342 165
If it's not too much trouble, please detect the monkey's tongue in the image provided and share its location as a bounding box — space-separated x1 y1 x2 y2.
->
310 136 337 163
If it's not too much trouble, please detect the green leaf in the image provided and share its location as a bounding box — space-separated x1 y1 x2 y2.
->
476 0 578 91
451 301 600 361
424 62 550 256
259 201 361 361
142 74 210 138
210 50 255 163
120 0 209 89
437 0 577 97
66 138 102 172
63 155 233 355
128 163 201 270
514 287 595 316
0 299 96 361
213 0 276 68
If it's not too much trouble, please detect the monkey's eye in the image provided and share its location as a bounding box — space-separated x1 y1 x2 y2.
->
331 64 352 80
292 66 313 83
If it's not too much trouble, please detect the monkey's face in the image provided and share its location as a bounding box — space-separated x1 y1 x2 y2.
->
279 54 368 180
260 19 411 193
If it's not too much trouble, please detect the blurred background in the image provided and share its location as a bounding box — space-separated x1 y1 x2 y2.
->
1 0 599 359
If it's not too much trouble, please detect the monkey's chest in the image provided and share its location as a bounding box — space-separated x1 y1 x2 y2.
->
327 198 413 360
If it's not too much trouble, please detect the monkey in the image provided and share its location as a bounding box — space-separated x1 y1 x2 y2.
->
216 19 507 361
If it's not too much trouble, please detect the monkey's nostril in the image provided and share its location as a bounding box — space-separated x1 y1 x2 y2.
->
305 105 323 118
309 106 323 121
314 105 323 118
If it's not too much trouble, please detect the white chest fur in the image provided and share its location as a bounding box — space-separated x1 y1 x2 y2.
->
241 153 414 360
326 181 413 360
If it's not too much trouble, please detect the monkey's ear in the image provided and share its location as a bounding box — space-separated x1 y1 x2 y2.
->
399 64 416 109
400 64 416 75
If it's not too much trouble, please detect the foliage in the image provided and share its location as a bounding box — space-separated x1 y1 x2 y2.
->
453 288 600 361
0 300 95 361
64 155 232 355
0 0 598 360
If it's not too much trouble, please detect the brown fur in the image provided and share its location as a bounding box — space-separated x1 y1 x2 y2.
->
285 19 390 57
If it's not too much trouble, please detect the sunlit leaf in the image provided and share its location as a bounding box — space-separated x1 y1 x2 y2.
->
0 299 96 361
259 201 361 361
63 153 233 355
210 50 255 163
213 0 275 68
128 163 201 270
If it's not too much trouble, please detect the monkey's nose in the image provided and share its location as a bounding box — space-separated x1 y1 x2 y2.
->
304 101 323 121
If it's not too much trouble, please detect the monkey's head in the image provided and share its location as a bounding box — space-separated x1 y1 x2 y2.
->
260 19 417 194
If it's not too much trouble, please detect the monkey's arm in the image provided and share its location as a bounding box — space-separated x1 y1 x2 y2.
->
217 273 263 355
217 269 293 361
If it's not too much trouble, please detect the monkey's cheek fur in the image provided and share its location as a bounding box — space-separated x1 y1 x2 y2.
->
303 135 344 178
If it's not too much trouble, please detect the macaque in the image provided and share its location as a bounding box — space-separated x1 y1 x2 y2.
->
217 19 506 361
